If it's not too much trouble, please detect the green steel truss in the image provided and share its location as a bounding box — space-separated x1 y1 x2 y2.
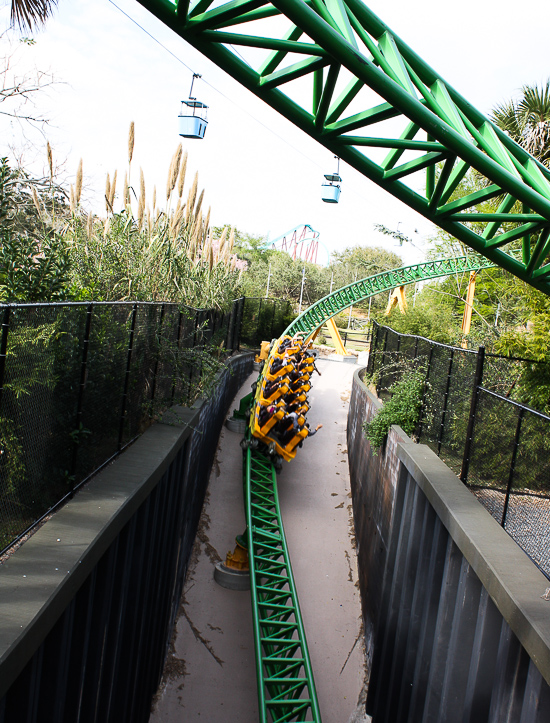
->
284 253 499 336
138 0 550 294
244 447 321 722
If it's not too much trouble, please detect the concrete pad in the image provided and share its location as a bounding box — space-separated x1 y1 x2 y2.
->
150 362 369 722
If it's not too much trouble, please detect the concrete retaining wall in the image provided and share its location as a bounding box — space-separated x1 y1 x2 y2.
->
0 352 254 723
347 368 550 722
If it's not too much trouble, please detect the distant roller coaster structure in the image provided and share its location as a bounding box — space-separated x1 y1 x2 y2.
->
267 223 330 265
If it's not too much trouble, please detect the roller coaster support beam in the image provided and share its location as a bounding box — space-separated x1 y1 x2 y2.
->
139 0 550 295
325 317 347 354
385 285 408 316
461 271 477 337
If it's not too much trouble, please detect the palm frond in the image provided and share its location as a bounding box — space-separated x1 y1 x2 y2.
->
10 0 58 32
491 100 524 143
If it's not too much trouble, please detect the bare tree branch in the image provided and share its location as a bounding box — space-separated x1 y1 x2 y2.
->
0 33 56 129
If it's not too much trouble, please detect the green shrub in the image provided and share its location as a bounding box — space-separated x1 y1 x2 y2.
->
363 361 426 451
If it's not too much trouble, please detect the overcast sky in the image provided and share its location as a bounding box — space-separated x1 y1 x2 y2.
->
1 0 548 267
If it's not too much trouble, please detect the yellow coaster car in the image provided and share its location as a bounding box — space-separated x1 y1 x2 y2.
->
249 335 318 462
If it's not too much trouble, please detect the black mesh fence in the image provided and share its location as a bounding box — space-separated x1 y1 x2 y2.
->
239 298 294 348
0 298 247 554
468 391 550 577
367 321 550 578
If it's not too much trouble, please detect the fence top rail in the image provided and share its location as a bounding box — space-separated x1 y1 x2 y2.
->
373 321 545 366
241 297 288 302
479 386 550 421
372 321 478 355
484 351 544 365
0 300 236 313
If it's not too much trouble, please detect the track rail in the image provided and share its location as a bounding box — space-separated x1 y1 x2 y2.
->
245 447 321 722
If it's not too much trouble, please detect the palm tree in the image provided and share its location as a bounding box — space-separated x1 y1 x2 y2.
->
10 0 58 33
492 80 550 166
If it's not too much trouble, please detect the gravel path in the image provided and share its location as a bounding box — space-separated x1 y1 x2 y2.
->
472 488 550 577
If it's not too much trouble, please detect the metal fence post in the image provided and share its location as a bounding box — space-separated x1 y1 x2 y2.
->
70 303 93 487
416 345 434 441
150 303 165 405
460 346 485 484
118 303 138 451
226 300 237 352
501 407 525 527
380 326 389 375
256 298 264 347
367 321 378 376
171 310 184 404
0 306 11 414
269 300 277 340
437 349 454 456
235 297 244 351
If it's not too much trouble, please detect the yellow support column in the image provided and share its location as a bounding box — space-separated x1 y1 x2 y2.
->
385 286 408 315
325 317 347 355
461 272 477 336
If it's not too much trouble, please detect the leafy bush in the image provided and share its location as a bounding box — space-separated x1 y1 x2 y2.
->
363 359 427 451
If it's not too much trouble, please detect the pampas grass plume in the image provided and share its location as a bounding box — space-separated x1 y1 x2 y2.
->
128 121 135 165
31 187 41 216
139 168 145 207
188 172 198 219
166 144 182 201
46 141 53 180
123 173 129 208
105 173 111 214
76 159 83 205
194 188 204 222
203 206 211 235
109 170 117 210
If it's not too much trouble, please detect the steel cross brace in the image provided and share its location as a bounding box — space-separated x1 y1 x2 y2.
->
245 447 322 722
138 0 550 294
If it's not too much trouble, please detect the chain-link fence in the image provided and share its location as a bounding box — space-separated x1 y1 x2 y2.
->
0 297 260 554
367 321 550 578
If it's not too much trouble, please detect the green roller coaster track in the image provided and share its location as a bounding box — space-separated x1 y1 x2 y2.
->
139 0 550 294
245 447 321 722
242 254 497 720
285 252 500 337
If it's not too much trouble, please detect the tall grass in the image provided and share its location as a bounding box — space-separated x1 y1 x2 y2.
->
59 125 246 308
